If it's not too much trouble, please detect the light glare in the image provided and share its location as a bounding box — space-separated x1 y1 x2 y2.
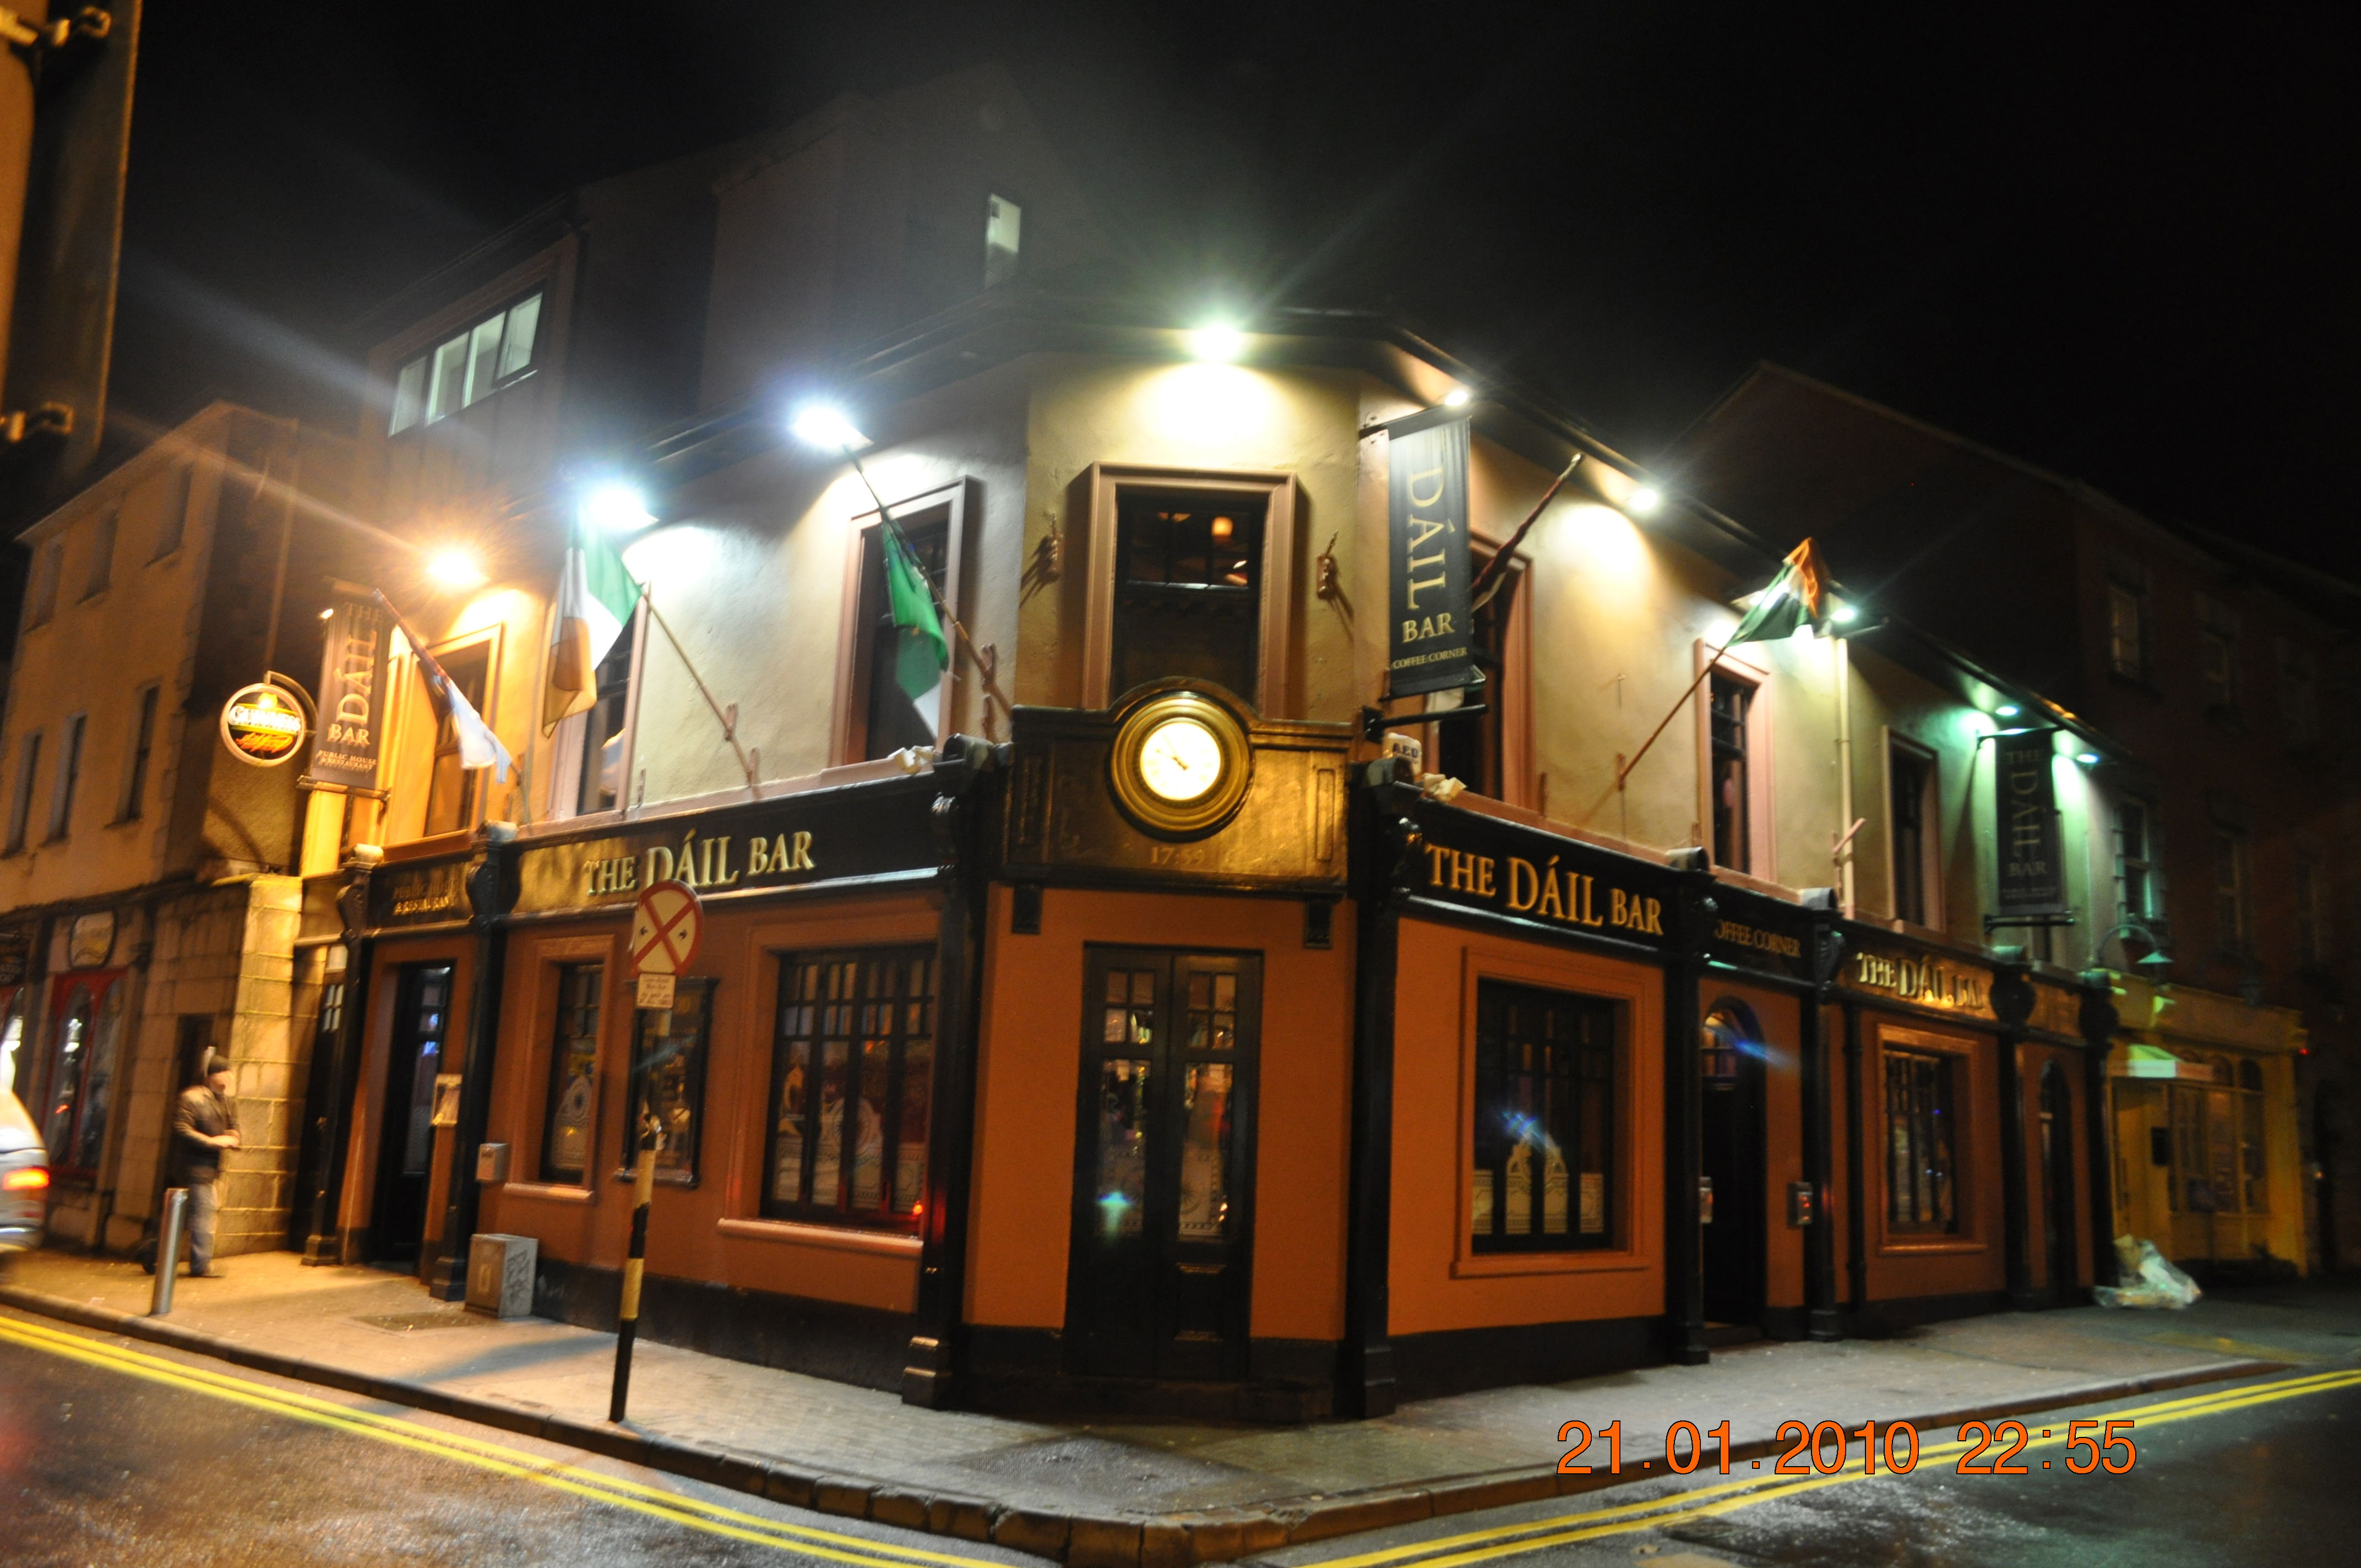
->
1995 703 2021 718
2076 751 2102 766
1832 603 1859 624
1442 387 1472 407
1628 484 1663 515
1185 324 1245 362
428 551 485 589
582 482 655 534
790 405 869 451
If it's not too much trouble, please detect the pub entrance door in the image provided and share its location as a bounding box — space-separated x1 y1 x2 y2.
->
1700 1000 1767 1330
1066 948 1261 1381
2040 1062 2077 1303
371 962 453 1266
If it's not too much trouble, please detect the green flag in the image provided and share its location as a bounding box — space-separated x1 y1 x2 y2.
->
883 526 948 709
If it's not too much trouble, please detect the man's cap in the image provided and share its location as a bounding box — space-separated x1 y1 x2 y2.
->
203 1048 232 1076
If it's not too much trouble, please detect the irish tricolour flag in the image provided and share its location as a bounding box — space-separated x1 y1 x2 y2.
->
543 519 644 731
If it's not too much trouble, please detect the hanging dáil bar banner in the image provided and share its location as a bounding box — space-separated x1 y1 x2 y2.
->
1993 729 2066 914
312 587 391 791
1385 410 1474 698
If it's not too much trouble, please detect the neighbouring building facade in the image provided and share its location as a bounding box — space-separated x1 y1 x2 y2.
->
0 404 356 1261
1674 366 2341 1280
12 70 2333 1427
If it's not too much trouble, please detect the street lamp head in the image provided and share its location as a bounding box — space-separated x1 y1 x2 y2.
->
428 550 485 589
581 481 655 535
1184 323 1246 362
790 404 869 451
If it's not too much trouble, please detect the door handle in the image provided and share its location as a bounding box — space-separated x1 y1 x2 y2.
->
1699 1175 1715 1225
1176 1262 1225 1275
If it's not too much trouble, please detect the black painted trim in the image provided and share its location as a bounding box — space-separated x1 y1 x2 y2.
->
1843 1000 1867 1320
1390 1314 1661 1402
1661 875 1709 1365
431 844 517 1300
534 1255 915 1391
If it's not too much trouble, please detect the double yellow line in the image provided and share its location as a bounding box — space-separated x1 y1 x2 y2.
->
1303 1364 2361 1568
0 1311 1015 1566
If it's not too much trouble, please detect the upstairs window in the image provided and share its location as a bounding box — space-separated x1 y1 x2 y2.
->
421 643 492 837
2295 857 2331 968
46 714 85 842
2211 827 2250 955
2277 638 2319 754
574 616 638 815
116 688 159 824
6 731 41 853
984 194 1022 287
24 538 61 630
82 509 117 600
1436 553 1516 799
2196 596 2241 717
2104 551 2146 680
853 517 950 760
388 290 545 435
1110 490 1265 705
2115 798 2163 930
1887 738 1938 928
1708 672 1753 874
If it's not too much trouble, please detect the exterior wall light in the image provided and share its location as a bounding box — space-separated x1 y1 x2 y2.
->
1626 484 1663 516
1184 324 1245 362
582 482 655 533
428 551 485 589
1831 603 1859 624
2075 750 2102 766
1995 703 2021 718
1442 387 1472 407
790 405 869 451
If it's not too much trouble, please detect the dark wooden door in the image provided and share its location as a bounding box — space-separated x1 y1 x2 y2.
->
1066 948 1260 1381
1700 1000 1767 1326
372 963 453 1265
2041 1063 2077 1303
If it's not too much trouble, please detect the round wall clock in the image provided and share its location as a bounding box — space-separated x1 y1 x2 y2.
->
1109 691 1253 837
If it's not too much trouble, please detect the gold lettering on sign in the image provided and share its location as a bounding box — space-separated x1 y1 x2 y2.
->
1712 918 1803 960
1433 844 1662 937
1849 949 1989 1014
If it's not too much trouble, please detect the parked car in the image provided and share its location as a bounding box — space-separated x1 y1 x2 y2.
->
1 1091 48 1259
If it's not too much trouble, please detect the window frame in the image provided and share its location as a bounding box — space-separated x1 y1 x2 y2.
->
1694 643 1772 878
2211 826 2250 957
830 480 974 766
983 192 1023 288
1467 975 1622 1255
1081 465 1300 717
81 508 118 601
616 976 715 1188
406 626 501 841
24 537 62 630
761 945 938 1231
548 605 646 821
116 686 160 825
387 287 547 436
539 961 606 1185
46 713 86 843
2295 856 2331 968
2103 559 2147 682
1878 1034 1972 1245
2196 595 2242 718
2276 636 2320 754
6 729 42 854
1884 732 1941 930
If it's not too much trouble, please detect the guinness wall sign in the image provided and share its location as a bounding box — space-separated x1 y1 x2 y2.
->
220 682 307 767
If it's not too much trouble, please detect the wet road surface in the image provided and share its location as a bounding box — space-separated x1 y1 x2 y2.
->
0 1309 1052 1567
1261 1366 2361 1568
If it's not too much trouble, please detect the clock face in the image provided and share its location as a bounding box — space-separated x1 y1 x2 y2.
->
1139 717 1223 803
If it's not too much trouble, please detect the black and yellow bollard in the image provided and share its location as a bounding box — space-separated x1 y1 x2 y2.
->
608 1123 657 1423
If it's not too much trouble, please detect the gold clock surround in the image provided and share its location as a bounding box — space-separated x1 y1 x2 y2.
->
1108 690 1254 839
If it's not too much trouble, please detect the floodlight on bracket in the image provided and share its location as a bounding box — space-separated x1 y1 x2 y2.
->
2 4 110 57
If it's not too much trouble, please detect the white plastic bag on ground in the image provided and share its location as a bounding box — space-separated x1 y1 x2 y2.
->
2093 1234 2202 1309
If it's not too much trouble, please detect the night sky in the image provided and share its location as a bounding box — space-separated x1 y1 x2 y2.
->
107 3 2361 579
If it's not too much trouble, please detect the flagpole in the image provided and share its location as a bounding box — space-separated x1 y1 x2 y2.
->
638 589 761 797
835 444 1014 733
1468 454 1581 613
1614 638 1734 793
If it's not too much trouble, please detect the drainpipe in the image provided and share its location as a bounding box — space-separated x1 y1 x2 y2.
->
1663 849 1712 1366
1802 897 1844 1340
1834 634 1856 919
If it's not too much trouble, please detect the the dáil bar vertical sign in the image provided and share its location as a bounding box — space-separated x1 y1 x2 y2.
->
1994 729 2065 914
312 587 390 791
1385 410 1474 698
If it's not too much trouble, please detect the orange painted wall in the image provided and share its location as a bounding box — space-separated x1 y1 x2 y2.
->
340 933 474 1253
964 885 1357 1342
1390 919 1665 1336
1859 1011 2007 1302
475 890 940 1315
1701 978 1806 1311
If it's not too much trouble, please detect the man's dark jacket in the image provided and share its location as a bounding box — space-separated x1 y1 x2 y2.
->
172 1085 237 1185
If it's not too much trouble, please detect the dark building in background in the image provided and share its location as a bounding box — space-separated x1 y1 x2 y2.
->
1673 365 2358 1275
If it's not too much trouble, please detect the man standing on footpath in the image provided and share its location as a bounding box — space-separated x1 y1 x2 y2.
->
170 1049 241 1277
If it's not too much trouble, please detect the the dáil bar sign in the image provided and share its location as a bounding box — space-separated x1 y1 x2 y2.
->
220 682 307 767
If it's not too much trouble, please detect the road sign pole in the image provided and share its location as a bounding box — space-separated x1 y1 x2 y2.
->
610 1129 657 1423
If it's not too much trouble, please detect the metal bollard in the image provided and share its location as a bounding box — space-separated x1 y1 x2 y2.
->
151 1189 189 1317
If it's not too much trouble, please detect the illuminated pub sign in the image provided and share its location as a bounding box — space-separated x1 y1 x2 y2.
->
1407 802 1678 950
1840 942 1997 1022
312 589 391 791
1703 889 1820 983
513 775 943 915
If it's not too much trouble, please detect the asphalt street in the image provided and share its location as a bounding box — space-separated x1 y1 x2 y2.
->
0 1311 1052 1567
1261 1366 2361 1568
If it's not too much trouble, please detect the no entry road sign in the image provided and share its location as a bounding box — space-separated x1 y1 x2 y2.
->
629 880 703 978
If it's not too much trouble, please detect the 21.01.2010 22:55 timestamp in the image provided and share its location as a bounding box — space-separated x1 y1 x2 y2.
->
1557 1418 2139 1477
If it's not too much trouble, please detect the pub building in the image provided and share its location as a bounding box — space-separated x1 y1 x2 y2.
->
302 282 2147 1418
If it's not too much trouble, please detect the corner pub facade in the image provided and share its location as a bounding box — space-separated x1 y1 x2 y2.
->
287 276 2159 1423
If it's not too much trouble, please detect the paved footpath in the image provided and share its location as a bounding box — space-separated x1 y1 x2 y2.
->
7 1249 2353 1566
